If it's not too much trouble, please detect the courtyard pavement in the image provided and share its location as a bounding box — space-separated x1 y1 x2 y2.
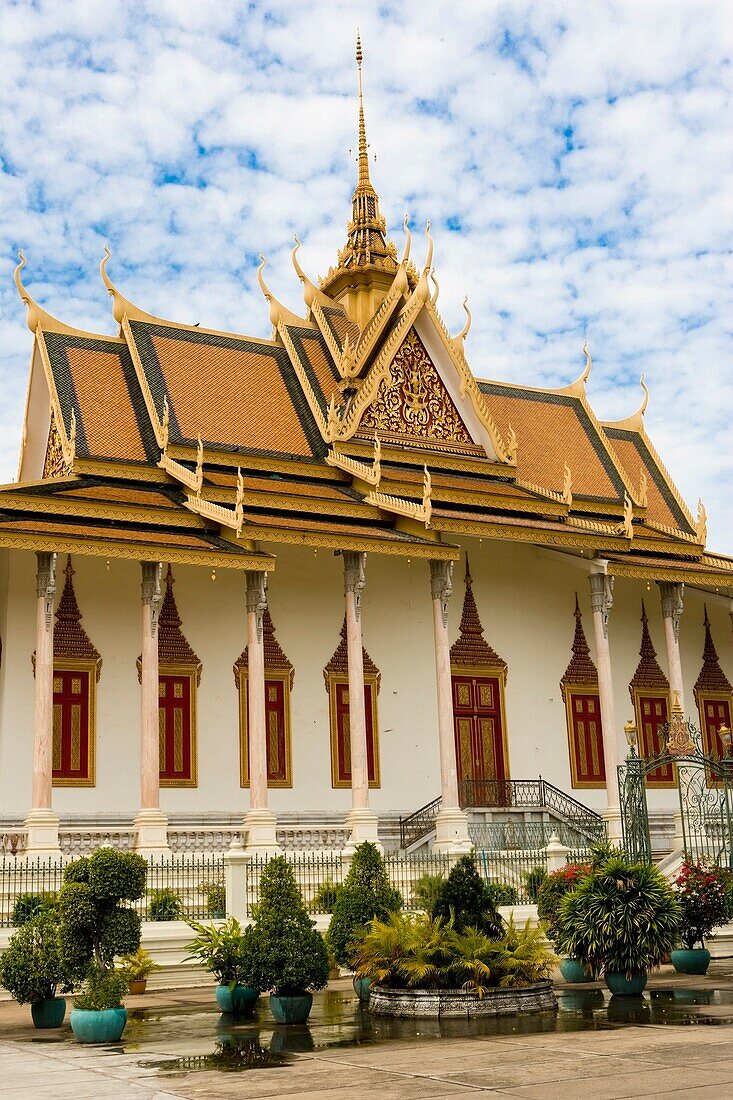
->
2 969 733 1099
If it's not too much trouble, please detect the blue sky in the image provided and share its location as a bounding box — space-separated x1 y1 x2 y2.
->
1 0 732 551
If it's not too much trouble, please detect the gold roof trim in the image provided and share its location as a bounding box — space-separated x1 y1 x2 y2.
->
257 253 309 329
365 465 432 527
603 373 650 432
14 252 112 339
554 340 593 398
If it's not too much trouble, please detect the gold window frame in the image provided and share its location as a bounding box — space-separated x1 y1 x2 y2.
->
158 663 198 789
562 685 605 790
237 668 293 789
51 657 99 788
450 663 511 784
697 691 733 764
327 671 381 789
632 688 675 789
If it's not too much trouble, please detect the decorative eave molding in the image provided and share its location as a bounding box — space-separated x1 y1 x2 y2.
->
365 466 432 527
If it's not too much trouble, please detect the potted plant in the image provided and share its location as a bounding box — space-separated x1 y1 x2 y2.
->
327 842 401 1002
536 862 590 983
0 911 74 1028
202 883 226 920
248 856 329 1024
186 917 259 1014
57 847 147 1042
671 860 733 974
119 947 158 995
148 887 183 921
553 847 681 996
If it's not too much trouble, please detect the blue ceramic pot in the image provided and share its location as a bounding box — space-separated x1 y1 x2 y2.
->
215 983 259 1015
671 948 711 975
353 976 373 1003
559 958 588 984
605 972 647 996
269 992 313 1024
31 997 66 1029
70 1007 127 1043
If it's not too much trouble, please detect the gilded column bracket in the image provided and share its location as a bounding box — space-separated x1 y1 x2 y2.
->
589 573 614 638
246 571 268 641
658 580 684 642
36 551 57 630
343 550 366 621
141 560 163 633
430 559 453 627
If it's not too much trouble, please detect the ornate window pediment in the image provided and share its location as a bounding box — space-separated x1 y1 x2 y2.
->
560 594 605 788
694 607 733 762
234 606 294 788
628 602 673 787
324 617 380 789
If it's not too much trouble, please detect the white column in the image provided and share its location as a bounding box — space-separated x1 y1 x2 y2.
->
588 572 622 840
430 560 472 854
242 571 279 854
658 581 688 850
24 551 61 856
342 551 380 850
134 560 169 855
658 582 685 711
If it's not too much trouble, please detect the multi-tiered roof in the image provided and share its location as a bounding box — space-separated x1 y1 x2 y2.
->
3 42 731 591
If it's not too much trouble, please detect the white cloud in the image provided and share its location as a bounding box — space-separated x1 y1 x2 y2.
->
0 0 732 552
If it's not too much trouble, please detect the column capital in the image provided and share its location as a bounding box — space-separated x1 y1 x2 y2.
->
141 560 163 631
430 559 453 627
245 570 268 640
343 551 366 620
658 580 684 641
588 572 614 638
35 551 57 630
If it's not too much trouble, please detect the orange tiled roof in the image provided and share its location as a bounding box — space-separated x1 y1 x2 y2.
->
478 383 626 503
603 426 694 535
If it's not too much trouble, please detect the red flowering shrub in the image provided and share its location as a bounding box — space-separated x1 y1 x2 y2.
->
536 863 590 940
673 860 733 949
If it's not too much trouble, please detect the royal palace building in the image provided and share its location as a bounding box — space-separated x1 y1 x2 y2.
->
1 42 732 860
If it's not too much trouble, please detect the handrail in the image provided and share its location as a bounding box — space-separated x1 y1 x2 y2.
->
399 796 441 850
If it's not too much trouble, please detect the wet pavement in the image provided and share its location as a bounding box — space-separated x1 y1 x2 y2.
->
3 966 733 1097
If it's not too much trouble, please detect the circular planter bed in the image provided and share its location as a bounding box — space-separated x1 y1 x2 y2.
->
368 981 557 1018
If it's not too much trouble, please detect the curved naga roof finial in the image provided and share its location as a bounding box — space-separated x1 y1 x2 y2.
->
257 253 281 326
401 214 412 264
581 339 592 383
416 221 434 303
602 371 651 432
453 295 472 346
430 267 439 306
291 234 333 310
14 251 88 336
554 338 593 397
638 372 650 416
100 244 157 326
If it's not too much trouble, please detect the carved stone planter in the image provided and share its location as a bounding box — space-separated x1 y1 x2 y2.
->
368 981 557 1018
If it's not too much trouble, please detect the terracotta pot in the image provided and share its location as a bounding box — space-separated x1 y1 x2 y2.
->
128 979 147 995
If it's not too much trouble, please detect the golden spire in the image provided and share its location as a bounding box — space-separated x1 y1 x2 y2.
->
356 31 371 193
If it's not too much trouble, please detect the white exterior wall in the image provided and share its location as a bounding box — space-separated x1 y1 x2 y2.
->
0 543 731 822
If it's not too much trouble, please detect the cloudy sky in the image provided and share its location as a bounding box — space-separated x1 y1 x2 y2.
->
1 1 731 550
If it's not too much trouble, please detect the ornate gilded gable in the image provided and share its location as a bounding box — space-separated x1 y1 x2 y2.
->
694 607 732 698
450 561 507 673
42 411 70 479
359 328 473 449
629 601 669 698
234 606 294 687
561 594 598 689
324 615 381 692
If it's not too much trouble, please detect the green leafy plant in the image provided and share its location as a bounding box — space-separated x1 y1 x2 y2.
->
411 874 446 912
148 887 183 922
523 866 547 903
0 912 75 1004
674 860 733 949
486 881 520 908
351 911 556 995
56 848 147 993
201 883 226 918
553 851 682 979
327 842 402 969
247 857 330 996
11 891 58 927
185 917 257 988
536 862 590 941
73 964 129 1010
431 855 503 938
310 879 342 914
118 947 158 983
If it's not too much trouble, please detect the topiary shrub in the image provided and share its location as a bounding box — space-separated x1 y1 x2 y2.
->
148 887 183 922
56 847 147 1001
74 964 129 1011
553 850 682 979
0 911 75 1004
431 855 504 938
247 857 329 996
11 891 58 928
327 842 402 969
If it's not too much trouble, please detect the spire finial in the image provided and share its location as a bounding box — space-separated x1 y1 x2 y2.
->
356 30 371 191
465 556 472 586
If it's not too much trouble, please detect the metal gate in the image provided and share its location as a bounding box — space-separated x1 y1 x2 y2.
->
618 717 733 866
